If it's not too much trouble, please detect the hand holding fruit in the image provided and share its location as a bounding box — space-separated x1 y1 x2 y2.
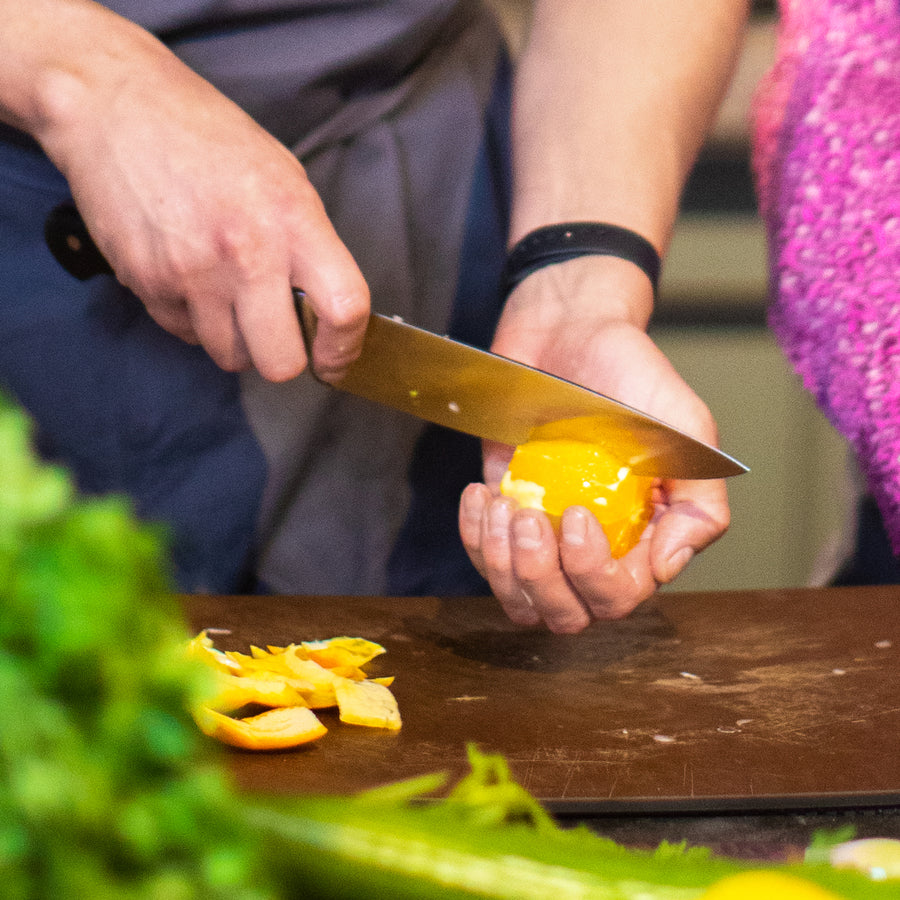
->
460 262 730 633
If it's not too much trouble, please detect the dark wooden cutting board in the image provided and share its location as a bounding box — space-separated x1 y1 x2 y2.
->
187 586 900 814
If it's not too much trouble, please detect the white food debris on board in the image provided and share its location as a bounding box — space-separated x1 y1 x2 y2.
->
832 668 847 676
653 734 676 744
875 639 893 649
716 726 740 734
735 719 754 727
391 314 405 323
679 671 702 681
204 627 232 636
447 401 460 414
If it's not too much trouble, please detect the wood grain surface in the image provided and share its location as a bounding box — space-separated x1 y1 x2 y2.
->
186 587 900 814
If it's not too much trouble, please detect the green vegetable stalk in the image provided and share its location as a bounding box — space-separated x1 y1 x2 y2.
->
248 745 899 900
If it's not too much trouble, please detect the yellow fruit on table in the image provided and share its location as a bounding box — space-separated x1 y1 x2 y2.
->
699 871 847 900
500 432 654 558
206 672 309 714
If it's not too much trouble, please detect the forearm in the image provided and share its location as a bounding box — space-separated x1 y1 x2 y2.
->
0 1 151 134
511 0 750 257
466 2 741 626
0 0 206 184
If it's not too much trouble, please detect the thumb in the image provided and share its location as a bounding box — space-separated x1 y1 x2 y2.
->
651 479 730 583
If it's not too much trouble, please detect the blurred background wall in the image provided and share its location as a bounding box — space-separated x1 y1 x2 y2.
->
486 0 856 591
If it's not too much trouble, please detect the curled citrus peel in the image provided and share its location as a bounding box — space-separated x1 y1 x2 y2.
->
500 418 655 558
334 678 403 730
189 632 401 750
194 704 328 751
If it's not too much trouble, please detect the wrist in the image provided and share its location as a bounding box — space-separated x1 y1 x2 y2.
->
2 2 164 163
502 222 659 331
503 222 661 303
502 253 655 332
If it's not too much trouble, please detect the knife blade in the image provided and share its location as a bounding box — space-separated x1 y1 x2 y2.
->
41 203 747 480
296 294 747 480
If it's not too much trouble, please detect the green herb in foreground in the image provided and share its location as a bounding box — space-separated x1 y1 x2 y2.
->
0 393 275 900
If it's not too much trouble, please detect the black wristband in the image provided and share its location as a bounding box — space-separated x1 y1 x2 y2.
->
502 222 661 300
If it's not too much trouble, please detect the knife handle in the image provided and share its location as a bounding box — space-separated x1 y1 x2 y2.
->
44 202 114 280
293 289 331 384
45 204 321 370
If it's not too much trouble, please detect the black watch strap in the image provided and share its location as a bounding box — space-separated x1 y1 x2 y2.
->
502 222 661 300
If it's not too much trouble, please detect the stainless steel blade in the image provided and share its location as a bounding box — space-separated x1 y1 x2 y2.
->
297 294 747 479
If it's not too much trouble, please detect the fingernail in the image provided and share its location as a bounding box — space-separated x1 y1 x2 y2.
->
488 501 511 537
562 508 588 546
512 515 542 550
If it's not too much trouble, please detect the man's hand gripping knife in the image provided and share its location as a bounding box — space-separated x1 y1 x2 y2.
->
0 0 370 384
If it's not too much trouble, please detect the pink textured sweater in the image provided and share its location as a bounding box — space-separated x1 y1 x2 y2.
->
752 0 900 551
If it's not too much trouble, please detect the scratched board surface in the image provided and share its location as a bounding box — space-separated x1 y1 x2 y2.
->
187 587 900 813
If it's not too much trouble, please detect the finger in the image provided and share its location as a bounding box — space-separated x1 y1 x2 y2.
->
482 440 514 488
142 296 201 346
509 510 592 634
307 283 370 383
290 219 370 383
234 279 306 382
650 478 730 584
184 288 253 372
559 506 657 619
480 496 542 627
459 483 490 575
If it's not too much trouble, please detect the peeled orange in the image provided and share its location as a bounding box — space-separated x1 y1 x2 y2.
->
500 424 654 558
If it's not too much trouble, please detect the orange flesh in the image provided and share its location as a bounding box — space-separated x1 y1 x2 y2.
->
501 438 654 558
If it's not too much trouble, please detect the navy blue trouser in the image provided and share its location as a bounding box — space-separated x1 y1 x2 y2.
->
0 128 267 593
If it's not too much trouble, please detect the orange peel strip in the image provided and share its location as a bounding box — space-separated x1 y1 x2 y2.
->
335 678 402 731
193 705 326 750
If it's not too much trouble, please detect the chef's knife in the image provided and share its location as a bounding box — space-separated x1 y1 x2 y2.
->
296 297 746 479
44 201 748 479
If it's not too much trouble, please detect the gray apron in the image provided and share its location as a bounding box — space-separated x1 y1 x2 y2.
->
103 1 505 593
